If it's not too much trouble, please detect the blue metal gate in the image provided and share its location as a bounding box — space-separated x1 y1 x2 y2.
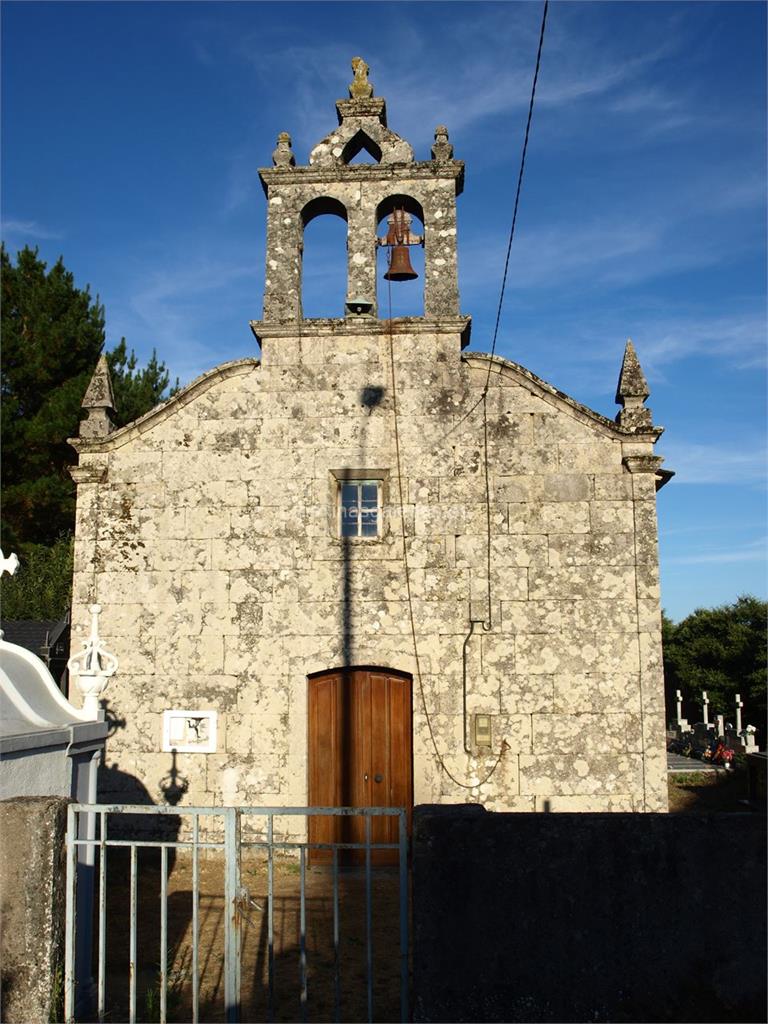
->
64 804 409 1023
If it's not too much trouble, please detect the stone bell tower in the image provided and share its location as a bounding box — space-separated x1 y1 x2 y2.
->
250 57 470 347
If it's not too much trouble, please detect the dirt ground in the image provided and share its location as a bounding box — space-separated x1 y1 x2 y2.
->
667 767 759 813
98 848 405 1024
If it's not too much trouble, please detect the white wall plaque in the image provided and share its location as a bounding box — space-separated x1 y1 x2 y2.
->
162 710 217 753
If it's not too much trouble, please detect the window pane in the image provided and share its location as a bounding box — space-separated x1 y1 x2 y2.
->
341 515 358 537
361 517 378 537
341 483 358 507
360 500 378 536
340 483 359 536
361 483 378 503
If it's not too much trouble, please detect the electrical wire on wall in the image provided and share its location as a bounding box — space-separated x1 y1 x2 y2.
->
385 0 549 790
386 278 508 790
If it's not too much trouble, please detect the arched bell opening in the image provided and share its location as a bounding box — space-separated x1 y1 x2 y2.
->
376 194 425 317
300 196 349 318
341 129 383 165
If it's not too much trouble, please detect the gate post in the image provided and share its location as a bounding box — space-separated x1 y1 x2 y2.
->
64 804 78 1023
224 808 242 1023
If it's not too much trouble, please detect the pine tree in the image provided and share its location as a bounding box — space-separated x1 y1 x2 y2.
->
1 245 177 615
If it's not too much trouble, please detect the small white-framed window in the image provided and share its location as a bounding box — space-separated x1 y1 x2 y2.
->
339 479 382 538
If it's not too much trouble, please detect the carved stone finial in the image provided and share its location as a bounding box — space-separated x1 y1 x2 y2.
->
349 56 374 100
272 131 296 168
431 125 453 162
67 603 119 718
80 354 116 438
615 338 653 431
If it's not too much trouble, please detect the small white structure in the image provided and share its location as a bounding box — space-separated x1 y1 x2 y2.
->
0 573 112 801
0 632 109 800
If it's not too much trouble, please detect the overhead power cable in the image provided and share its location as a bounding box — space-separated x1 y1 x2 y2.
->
384 1 549 791
479 0 549 635
483 0 549 395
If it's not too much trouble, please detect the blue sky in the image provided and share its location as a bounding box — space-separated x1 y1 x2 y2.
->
2 1 766 621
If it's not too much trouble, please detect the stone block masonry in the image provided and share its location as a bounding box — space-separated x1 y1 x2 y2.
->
69 58 672 815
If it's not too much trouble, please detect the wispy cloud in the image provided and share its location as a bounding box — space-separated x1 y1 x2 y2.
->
636 315 768 373
460 216 722 299
657 441 767 486
665 538 767 566
108 255 257 384
2 218 63 241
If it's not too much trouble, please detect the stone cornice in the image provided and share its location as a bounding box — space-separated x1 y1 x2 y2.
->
250 315 472 349
258 160 465 195
69 358 260 454
622 455 665 474
464 353 664 443
623 455 675 491
335 97 387 125
69 464 108 485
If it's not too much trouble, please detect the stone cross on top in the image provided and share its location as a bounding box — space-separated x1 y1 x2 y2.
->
349 56 374 99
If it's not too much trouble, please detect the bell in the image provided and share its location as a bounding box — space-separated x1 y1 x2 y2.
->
384 244 418 282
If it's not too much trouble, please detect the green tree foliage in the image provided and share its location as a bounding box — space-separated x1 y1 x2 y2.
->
663 596 767 732
1 245 105 550
1 245 176 617
0 536 74 619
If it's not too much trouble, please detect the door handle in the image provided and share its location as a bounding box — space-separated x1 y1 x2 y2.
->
374 773 384 783
364 773 369 781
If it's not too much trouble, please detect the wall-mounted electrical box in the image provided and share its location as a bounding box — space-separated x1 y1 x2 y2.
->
473 714 493 749
162 710 217 753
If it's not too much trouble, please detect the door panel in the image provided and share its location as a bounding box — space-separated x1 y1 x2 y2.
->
308 674 340 851
308 668 412 864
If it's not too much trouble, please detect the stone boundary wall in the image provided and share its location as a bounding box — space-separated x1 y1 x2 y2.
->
0 796 69 1024
412 805 767 1023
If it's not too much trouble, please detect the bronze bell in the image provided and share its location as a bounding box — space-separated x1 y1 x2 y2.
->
384 245 418 282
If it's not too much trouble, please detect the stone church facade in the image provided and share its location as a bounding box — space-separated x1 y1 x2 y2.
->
70 61 672 815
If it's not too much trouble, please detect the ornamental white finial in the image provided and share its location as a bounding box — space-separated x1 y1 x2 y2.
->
67 604 119 718
0 550 20 577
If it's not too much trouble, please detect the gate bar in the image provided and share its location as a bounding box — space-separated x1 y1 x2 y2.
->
267 813 274 1023
365 815 373 1024
299 846 307 1021
333 848 340 1023
98 810 107 1023
160 845 168 1024
399 810 409 1023
129 844 137 1024
192 813 200 1024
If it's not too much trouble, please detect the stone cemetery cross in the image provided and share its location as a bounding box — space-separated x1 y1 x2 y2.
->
675 689 684 726
702 690 710 726
716 714 725 738
735 693 743 735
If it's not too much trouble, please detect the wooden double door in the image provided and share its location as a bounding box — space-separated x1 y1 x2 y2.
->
308 668 413 864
